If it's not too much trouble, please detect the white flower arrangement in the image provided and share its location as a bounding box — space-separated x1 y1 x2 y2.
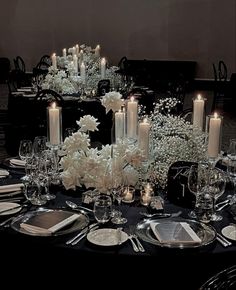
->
44 44 123 95
101 91 124 113
60 115 145 192
146 97 207 188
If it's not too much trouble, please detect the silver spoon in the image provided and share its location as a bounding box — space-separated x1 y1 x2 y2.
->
139 210 182 218
66 200 93 213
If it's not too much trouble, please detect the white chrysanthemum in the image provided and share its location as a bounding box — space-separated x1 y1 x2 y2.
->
63 132 90 154
124 146 144 168
61 168 81 190
101 91 124 113
76 115 100 132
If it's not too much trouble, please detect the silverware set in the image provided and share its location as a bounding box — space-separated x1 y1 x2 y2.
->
124 226 145 252
216 233 232 247
66 223 99 246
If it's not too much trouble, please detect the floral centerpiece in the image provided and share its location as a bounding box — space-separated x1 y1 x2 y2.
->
60 115 144 193
42 44 123 95
145 97 207 188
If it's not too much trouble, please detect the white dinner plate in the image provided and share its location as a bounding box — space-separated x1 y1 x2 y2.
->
0 202 22 216
221 225 236 241
87 228 128 246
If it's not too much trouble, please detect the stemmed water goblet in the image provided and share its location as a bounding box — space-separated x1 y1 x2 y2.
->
187 162 212 222
19 139 33 182
33 136 47 159
93 194 112 224
207 167 226 221
227 138 236 193
38 150 56 201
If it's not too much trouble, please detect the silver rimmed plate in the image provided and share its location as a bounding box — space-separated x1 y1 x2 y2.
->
87 228 128 246
10 207 89 237
135 217 216 249
221 225 236 241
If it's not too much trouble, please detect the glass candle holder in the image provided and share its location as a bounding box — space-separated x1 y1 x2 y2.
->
47 102 62 147
140 190 154 206
121 186 135 203
206 113 223 160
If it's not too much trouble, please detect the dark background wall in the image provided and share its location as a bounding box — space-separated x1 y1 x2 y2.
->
0 0 235 78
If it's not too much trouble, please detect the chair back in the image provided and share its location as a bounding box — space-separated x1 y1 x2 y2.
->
0 57 10 83
14 56 26 73
199 265 236 289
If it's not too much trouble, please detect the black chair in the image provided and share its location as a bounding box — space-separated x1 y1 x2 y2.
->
7 69 28 93
199 265 236 289
0 57 10 84
13 56 32 87
14 56 26 73
39 55 51 67
212 60 228 112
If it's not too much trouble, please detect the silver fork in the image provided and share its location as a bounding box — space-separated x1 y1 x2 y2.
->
129 225 145 252
124 228 139 252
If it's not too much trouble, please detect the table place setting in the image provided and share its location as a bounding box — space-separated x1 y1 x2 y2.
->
0 169 9 178
9 158 26 167
0 202 23 216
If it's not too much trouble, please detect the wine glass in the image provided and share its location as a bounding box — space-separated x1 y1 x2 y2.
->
227 138 236 191
208 167 226 221
38 150 56 201
19 139 33 162
187 163 210 220
33 136 47 159
93 194 112 224
19 139 33 182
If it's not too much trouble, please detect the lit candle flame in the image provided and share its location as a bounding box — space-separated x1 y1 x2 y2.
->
214 112 218 118
52 102 56 109
197 94 202 100
130 96 134 102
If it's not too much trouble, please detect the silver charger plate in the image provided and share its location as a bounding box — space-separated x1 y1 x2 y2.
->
135 217 216 249
11 207 89 237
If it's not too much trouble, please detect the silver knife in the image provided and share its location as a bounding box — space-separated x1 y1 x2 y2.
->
71 225 99 246
66 223 98 245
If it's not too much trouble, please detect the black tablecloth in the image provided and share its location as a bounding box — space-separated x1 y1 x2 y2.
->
0 182 235 289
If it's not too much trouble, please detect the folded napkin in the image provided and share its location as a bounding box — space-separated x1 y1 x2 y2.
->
22 94 36 98
17 88 32 92
150 221 201 245
10 159 26 167
0 169 9 177
0 183 24 193
20 211 80 235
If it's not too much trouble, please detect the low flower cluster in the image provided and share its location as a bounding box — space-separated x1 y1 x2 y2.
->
147 97 207 188
60 115 144 193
